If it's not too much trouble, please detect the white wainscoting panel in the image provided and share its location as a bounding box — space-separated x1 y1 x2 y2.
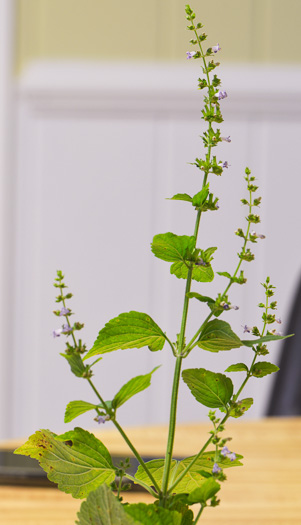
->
7 61 301 439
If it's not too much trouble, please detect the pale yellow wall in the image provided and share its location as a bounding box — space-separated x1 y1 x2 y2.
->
16 0 301 72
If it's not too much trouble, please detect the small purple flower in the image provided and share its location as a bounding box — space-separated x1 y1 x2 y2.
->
223 161 230 168
221 446 230 457
196 258 206 267
212 43 221 53
52 328 62 338
221 136 231 143
59 307 71 316
95 415 106 424
186 51 196 59
212 463 222 474
276 317 282 324
228 452 236 461
217 90 228 100
62 324 72 334
251 231 265 239
232 305 239 311
221 301 230 310
242 324 252 333
271 329 282 336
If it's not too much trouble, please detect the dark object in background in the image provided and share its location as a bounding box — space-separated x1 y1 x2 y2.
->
267 277 301 415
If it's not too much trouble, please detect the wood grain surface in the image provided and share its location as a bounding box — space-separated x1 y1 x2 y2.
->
1 417 300 524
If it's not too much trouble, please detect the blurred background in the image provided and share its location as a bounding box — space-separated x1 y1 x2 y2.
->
0 0 300 440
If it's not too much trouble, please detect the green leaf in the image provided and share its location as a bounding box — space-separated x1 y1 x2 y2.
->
186 292 215 304
14 428 115 498
251 361 279 378
125 503 182 525
192 185 209 207
225 363 248 373
168 193 192 203
61 352 86 377
197 320 242 352
170 261 214 282
151 232 195 263
217 271 232 279
134 458 178 489
76 484 136 525
85 312 167 360
182 368 233 409
64 400 98 423
241 333 293 347
187 478 220 505
112 366 160 410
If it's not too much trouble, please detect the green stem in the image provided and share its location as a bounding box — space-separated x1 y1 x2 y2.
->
125 473 158 498
88 378 161 494
193 504 205 524
168 413 228 494
161 356 183 495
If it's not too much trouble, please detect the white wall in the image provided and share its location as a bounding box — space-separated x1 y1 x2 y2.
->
5 61 301 439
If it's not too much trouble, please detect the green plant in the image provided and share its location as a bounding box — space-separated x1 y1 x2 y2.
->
15 5 292 524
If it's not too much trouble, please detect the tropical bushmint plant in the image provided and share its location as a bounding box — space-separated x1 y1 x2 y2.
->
15 5 291 524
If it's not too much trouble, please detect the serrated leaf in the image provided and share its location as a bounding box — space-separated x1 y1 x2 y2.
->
170 261 214 282
182 368 233 408
125 503 182 525
241 333 293 347
168 193 192 203
186 292 215 304
64 400 98 423
187 478 220 504
135 458 178 489
14 428 115 498
198 320 242 352
76 484 136 525
85 312 167 360
112 366 160 410
251 361 279 378
151 232 195 262
225 363 248 373
61 352 86 377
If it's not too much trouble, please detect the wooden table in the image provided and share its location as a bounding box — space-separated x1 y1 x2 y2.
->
1 417 300 524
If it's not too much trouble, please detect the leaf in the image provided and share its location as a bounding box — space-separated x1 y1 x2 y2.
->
186 292 215 304
251 361 279 378
76 484 136 525
170 261 214 283
241 333 293 347
197 320 242 352
125 503 182 525
134 458 178 489
85 312 167 360
182 368 233 409
61 352 86 377
187 478 220 505
192 185 209 207
14 427 115 498
217 271 232 279
225 363 248 373
168 193 192 203
151 232 195 262
64 400 98 423
112 366 160 410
